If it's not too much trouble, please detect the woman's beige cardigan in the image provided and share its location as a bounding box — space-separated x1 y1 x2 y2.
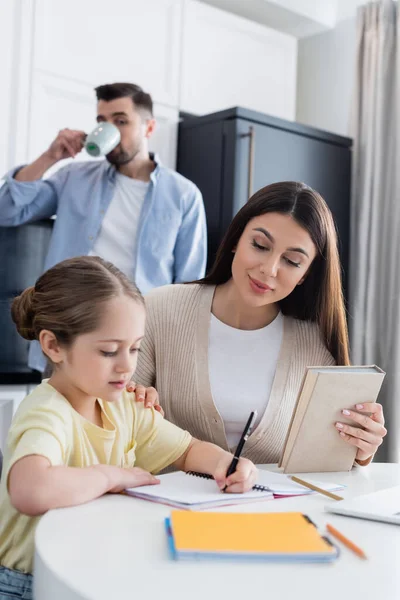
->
135 283 334 464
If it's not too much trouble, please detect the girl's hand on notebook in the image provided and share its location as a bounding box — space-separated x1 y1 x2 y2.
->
98 465 160 493
334 402 387 462
126 381 164 416
214 457 258 493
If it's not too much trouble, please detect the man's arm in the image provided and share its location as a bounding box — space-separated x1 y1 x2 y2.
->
173 186 207 282
14 152 58 182
0 128 85 227
15 129 85 182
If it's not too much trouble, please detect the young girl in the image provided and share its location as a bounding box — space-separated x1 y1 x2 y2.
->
133 181 387 465
0 256 257 600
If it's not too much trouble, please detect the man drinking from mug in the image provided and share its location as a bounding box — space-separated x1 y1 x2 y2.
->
0 82 207 373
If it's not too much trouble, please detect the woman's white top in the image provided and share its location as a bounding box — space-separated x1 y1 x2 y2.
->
208 311 283 449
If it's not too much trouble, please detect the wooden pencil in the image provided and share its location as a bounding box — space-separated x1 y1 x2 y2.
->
290 475 344 501
326 523 367 559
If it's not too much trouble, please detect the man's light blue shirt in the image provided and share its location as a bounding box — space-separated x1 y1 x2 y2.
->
0 155 207 371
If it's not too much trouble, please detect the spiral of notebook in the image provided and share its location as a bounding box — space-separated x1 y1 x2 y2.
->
125 470 344 510
187 471 271 491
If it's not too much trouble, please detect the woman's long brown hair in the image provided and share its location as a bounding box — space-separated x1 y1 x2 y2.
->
197 181 350 365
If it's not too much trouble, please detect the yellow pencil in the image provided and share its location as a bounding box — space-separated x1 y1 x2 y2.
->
290 475 344 501
327 523 367 559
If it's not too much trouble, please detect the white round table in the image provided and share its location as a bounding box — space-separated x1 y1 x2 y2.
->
34 464 400 600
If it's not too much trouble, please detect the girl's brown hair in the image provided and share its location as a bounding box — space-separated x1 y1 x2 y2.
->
197 181 350 365
11 256 144 349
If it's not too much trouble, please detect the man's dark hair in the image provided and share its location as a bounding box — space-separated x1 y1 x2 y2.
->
95 82 153 117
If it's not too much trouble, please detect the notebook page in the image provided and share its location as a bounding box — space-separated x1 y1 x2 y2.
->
256 470 344 495
126 471 272 505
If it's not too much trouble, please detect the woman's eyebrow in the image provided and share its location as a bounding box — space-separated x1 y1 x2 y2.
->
97 336 144 343
253 227 309 257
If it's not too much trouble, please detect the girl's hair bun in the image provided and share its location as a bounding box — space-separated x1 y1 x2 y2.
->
11 286 37 341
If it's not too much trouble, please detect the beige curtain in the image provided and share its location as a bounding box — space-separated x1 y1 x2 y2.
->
350 0 400 461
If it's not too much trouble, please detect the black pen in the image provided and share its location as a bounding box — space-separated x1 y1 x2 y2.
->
223 410 258 492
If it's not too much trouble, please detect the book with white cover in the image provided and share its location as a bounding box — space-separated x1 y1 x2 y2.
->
279 365 385 473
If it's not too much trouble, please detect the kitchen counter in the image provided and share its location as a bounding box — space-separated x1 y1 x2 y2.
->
0 365 41 385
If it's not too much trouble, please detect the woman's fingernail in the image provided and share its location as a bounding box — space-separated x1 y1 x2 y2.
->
138 395 144 401
336 422 344 429
145 402 150 407
340 431 346 437
356 404 364 410
342 409 351 416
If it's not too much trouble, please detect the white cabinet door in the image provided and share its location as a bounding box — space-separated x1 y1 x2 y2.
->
33 0 183 108
15 0 183 171
181 0 297 120
0 386 28 452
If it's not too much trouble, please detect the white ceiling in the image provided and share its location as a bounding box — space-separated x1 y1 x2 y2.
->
196 0 366 38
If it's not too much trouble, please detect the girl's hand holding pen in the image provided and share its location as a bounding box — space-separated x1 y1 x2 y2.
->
213 456 258 493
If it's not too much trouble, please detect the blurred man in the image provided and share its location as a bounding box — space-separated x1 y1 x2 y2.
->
0 82 207 372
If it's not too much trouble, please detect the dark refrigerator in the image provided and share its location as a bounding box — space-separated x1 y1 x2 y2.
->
177 107 352 288
0 219 53 373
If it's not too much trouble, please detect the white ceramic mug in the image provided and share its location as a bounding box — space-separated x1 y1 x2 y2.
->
85 122 121 157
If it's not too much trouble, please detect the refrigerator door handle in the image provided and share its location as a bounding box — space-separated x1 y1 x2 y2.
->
240 125 255 201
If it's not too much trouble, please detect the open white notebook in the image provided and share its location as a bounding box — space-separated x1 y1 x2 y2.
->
125 470 344 510
125 471 273 510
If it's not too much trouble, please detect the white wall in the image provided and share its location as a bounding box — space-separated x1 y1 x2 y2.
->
296 16 357 137
181 1 297 118
336 0 366 22
0 0 298 176
295 0 369 137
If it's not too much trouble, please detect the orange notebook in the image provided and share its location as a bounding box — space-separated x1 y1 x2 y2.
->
165 511 339 562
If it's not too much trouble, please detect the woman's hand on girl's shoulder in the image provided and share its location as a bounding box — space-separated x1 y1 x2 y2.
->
126 381 164 416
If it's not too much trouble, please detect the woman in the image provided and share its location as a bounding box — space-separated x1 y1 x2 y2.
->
133 182 386 465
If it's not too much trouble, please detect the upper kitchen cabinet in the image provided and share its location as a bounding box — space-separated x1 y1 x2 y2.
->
8 0 183 171
180 0 297 119
33 0 183 108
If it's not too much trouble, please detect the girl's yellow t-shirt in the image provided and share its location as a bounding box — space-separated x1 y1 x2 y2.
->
0 381 191 573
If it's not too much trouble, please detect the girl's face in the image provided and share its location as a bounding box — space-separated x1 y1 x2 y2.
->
231 212 317 308
52 295 146 403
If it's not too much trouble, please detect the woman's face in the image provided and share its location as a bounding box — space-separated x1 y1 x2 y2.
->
231 212 317 307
